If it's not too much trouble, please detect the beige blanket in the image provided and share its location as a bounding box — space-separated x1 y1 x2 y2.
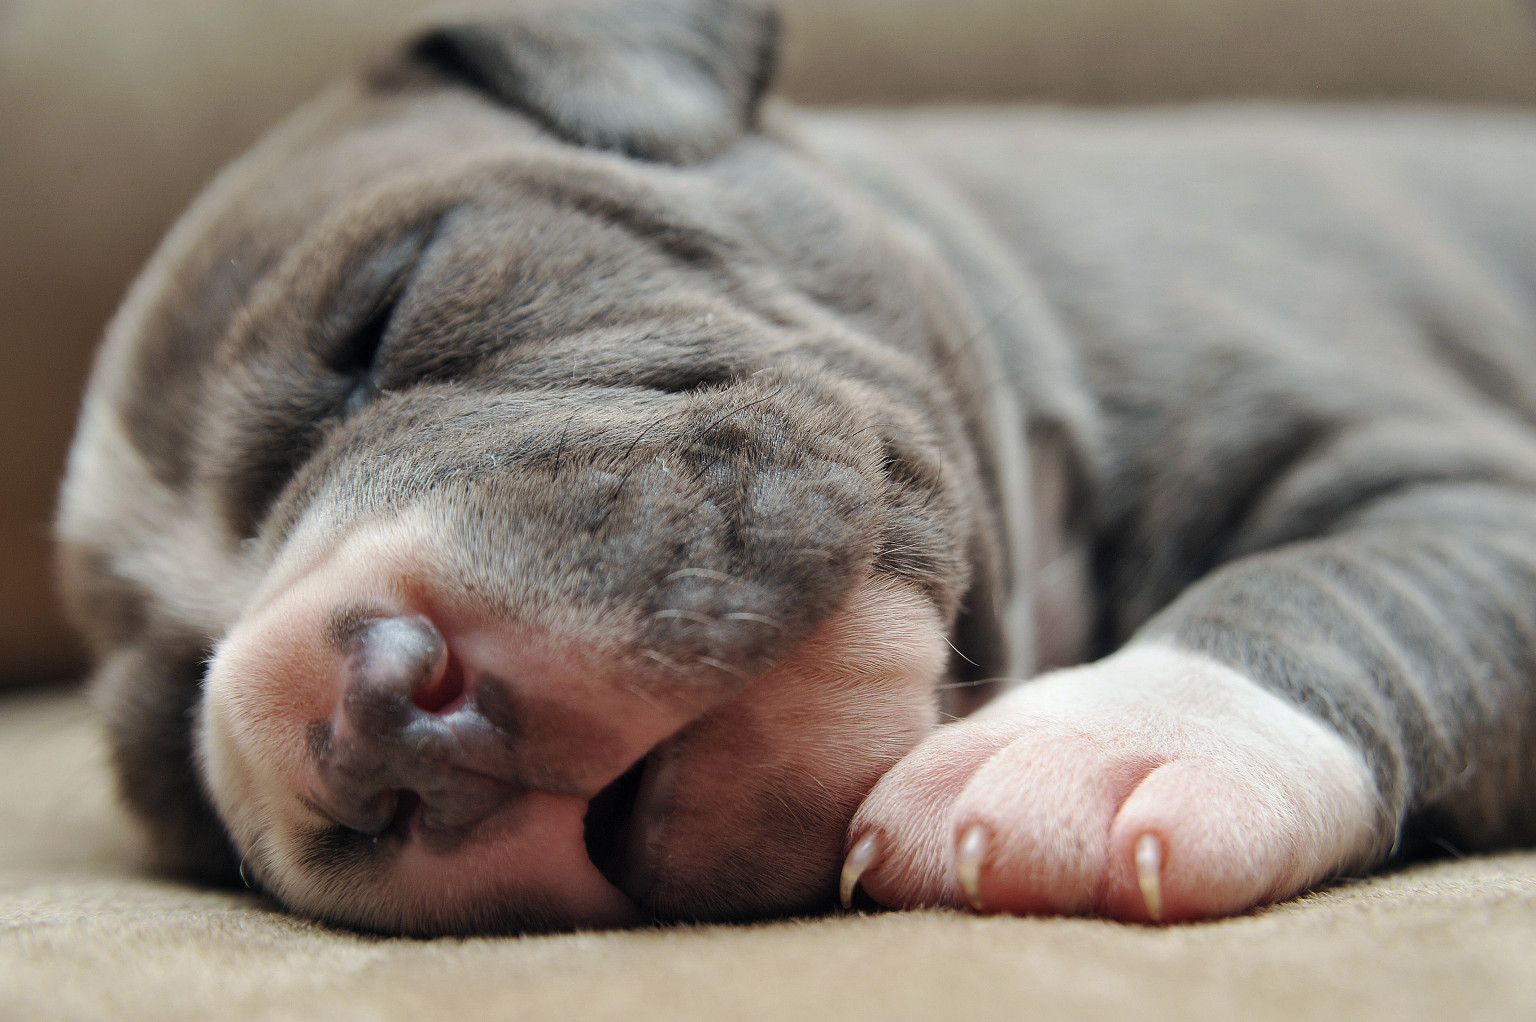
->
4 688 1532 1021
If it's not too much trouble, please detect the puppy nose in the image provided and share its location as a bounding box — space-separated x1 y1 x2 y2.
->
319 614 506 836
346 615 463 725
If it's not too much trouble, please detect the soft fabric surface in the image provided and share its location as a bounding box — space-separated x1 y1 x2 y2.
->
4 687 1533 1021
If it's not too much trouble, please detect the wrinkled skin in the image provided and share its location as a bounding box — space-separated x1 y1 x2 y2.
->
57 1 1013 933
58 0 1536 934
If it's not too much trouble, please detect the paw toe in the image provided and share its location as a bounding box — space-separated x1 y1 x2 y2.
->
845 646 1383 922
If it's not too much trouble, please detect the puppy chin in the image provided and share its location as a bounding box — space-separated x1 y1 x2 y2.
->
201 717 642 934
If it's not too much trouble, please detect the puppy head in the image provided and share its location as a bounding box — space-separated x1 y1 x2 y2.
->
58 0 1012 933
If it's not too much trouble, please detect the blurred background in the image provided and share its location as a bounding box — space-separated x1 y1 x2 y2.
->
4 0 1536 688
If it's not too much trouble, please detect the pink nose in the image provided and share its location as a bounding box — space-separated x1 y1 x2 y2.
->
312 614 516 838
348 614 462 718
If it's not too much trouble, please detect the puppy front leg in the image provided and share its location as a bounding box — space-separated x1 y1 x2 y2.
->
847 483 1536 919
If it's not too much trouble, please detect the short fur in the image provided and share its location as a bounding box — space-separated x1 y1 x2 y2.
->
57 0 1536 932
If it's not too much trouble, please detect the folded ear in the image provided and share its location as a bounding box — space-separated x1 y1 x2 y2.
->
405 0 779 163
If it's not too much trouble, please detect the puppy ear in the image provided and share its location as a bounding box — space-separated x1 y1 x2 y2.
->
405 0 779 163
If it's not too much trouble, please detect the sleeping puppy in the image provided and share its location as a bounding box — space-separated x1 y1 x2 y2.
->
56 0 1536 934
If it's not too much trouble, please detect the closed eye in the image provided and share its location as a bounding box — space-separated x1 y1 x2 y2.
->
214 224 436 541
333 293 398 415
319 223 435 413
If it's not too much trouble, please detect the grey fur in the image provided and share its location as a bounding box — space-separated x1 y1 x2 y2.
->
56 0 1536 926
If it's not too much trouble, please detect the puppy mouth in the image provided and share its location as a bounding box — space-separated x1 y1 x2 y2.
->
229 572 947 932
582 754 651 893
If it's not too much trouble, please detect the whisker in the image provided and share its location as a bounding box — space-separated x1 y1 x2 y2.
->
737 526 800 539
721 612 784 630
696 656 750 682
944 636 980 667
843 422 898 442
639 648 688 674
620 417 670 466
550 409 578 475
664 567 743 585
691 384 787 439
932 676 1007 691
932 286 1031 375
650 608 719 627
597 418 671 524
621 681 669 714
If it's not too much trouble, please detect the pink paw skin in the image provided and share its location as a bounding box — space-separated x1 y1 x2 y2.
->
841 644 1384 922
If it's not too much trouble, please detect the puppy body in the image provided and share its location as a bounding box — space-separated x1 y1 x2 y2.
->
57 0 1536 931
802 105 1536 914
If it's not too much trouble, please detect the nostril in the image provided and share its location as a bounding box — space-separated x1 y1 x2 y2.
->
345 614 458 738
411 651 465 714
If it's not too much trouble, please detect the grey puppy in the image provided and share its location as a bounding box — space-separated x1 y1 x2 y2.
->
57 0 1536 934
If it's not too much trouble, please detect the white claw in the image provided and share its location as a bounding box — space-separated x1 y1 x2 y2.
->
840 832 881 909
956 825 988 911
1135 832 1165 921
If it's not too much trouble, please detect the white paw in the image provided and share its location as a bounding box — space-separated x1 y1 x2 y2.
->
843 644 1383 920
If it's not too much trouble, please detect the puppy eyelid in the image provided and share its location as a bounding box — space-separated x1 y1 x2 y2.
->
329 290 399 380
319 222 435 380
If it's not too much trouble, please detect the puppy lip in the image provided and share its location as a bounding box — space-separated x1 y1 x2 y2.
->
582 751 654 891
614 733 690 908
